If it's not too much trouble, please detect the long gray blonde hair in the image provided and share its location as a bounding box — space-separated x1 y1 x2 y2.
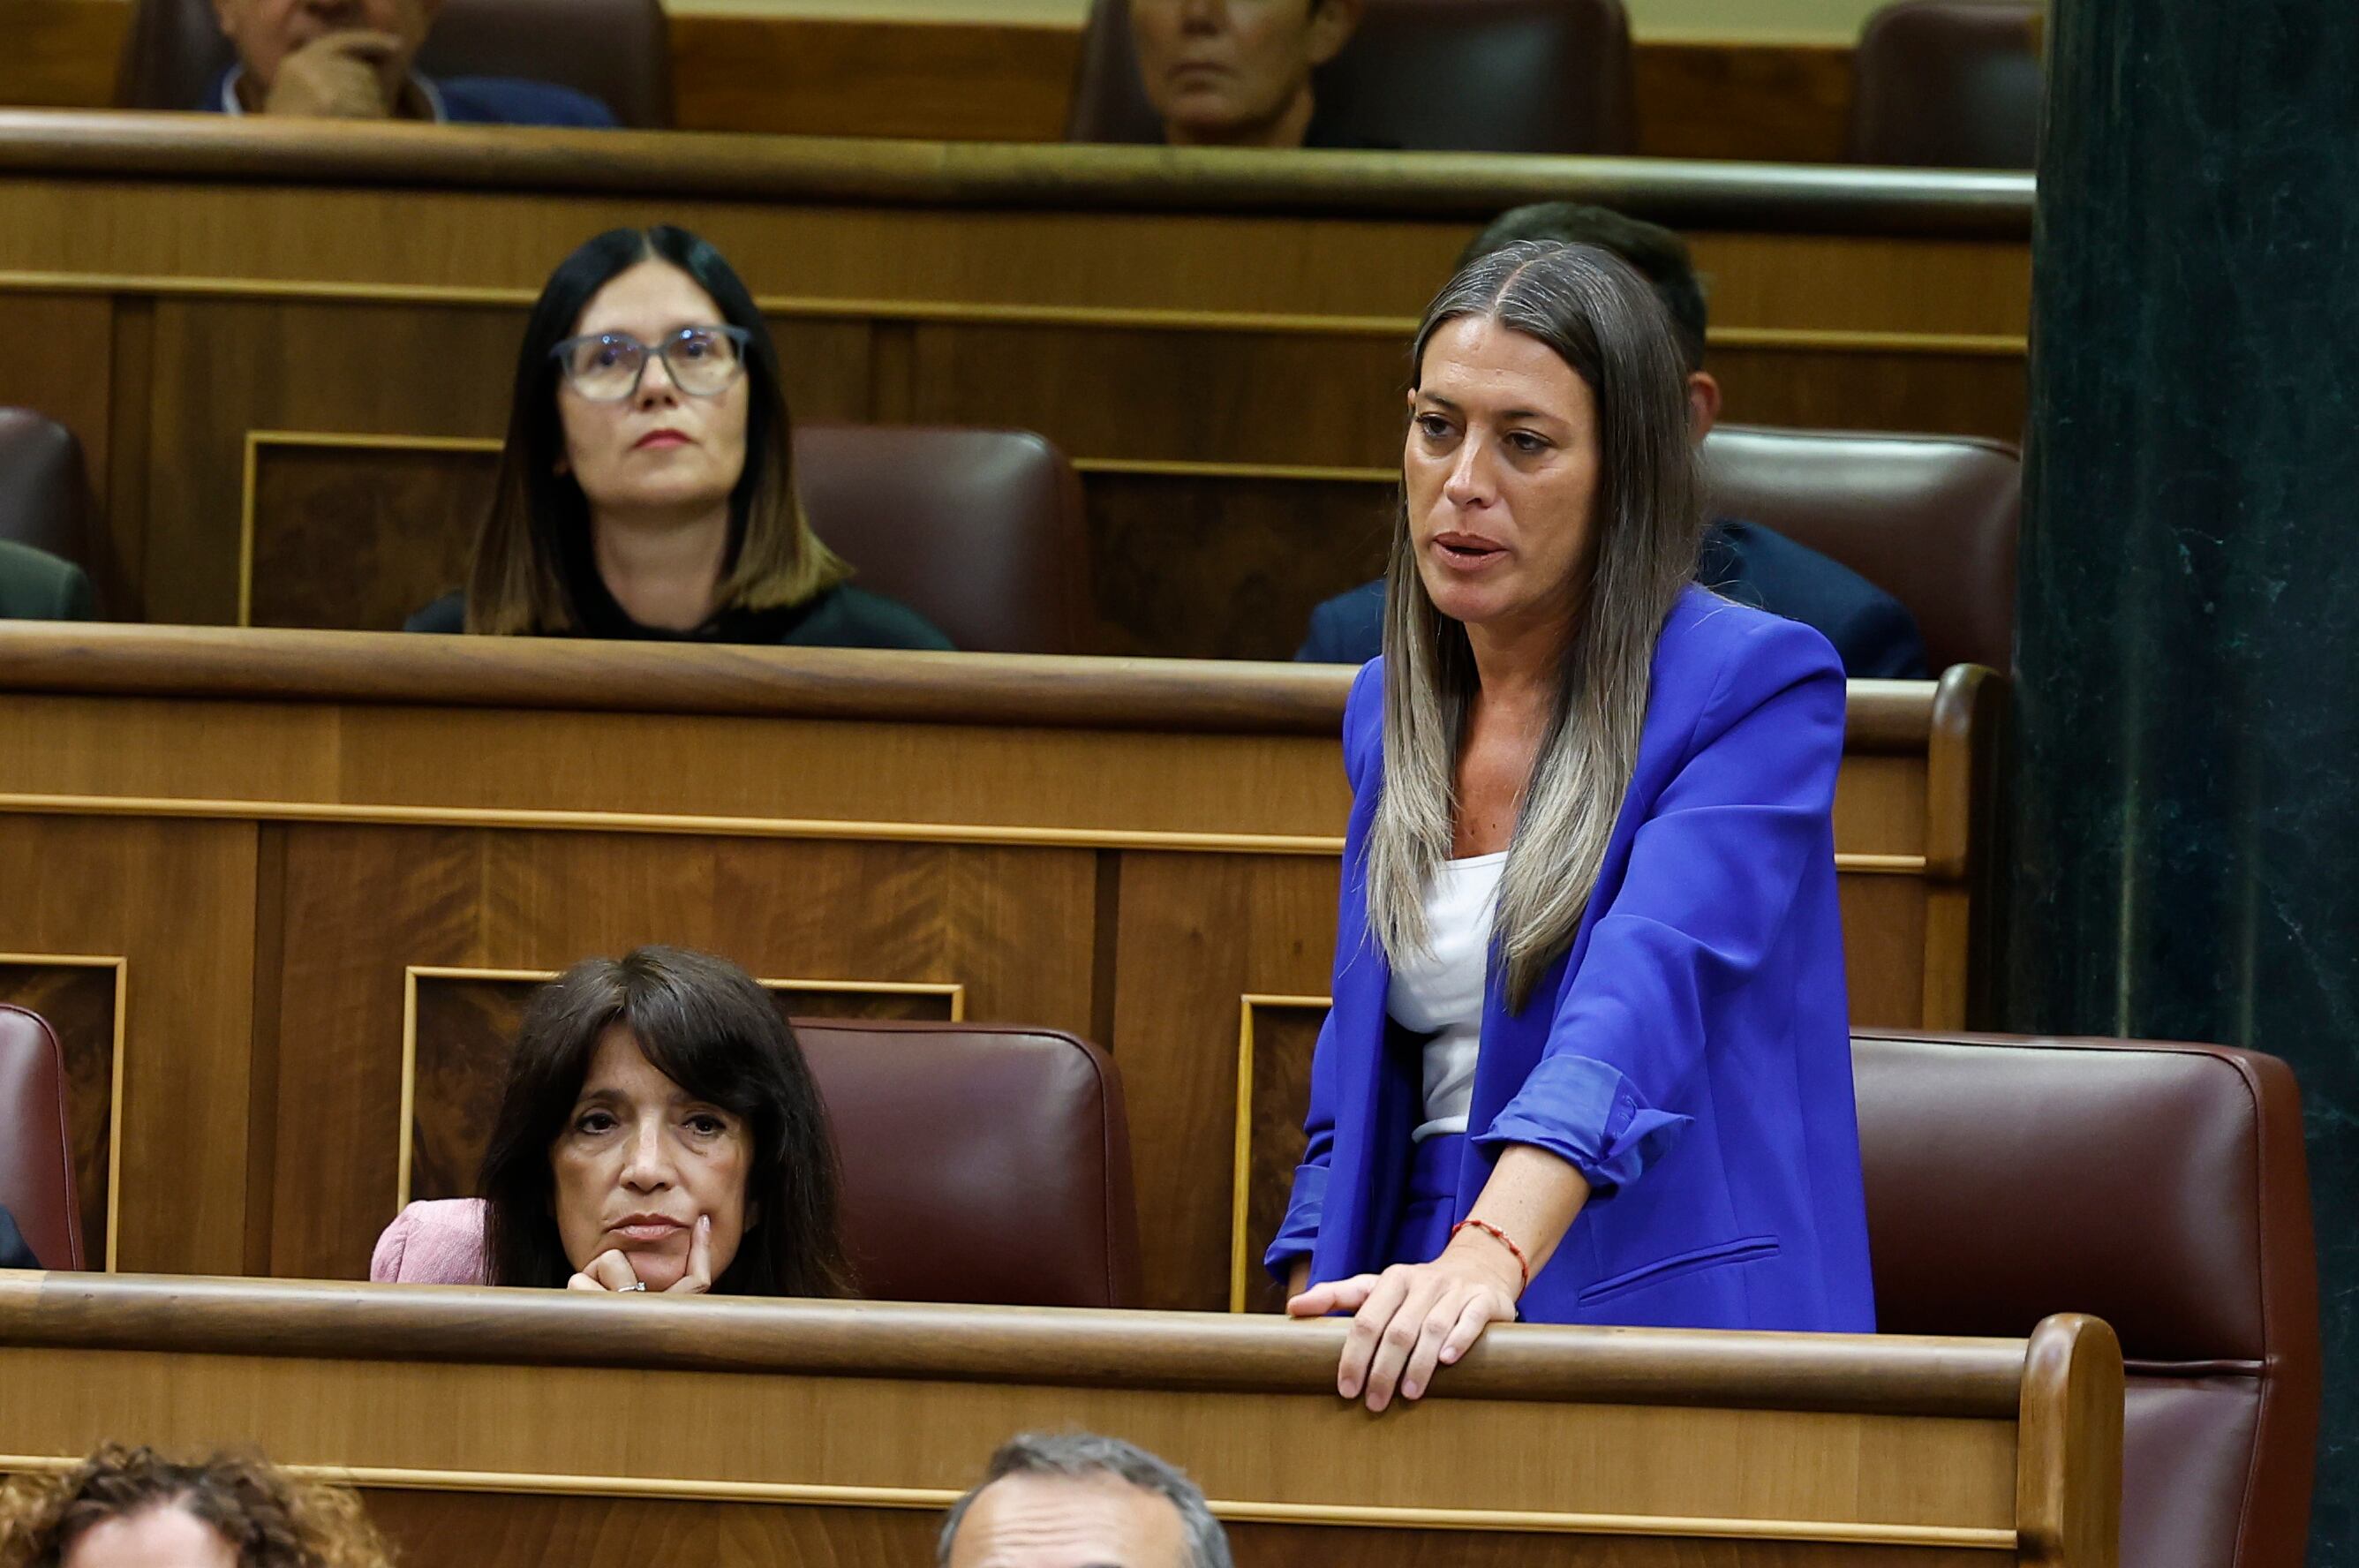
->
1367 241 1706 1010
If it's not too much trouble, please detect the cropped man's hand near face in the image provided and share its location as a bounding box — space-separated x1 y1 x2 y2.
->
214 0 444 118
264 30 406 117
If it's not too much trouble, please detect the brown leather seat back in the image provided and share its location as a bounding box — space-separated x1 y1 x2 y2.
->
1855 1032 2320 1568
0 1006 85 1271
1066 0 1635 154
794 1020 1141 1308
1846 0 2044 169
0 410 93 569
795 424 1086 655
115 0 672 127
1701 424 2019 672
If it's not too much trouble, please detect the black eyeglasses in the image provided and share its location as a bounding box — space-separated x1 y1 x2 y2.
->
550 326 753 402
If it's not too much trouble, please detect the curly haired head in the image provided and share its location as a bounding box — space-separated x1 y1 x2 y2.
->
0 1446 393 1568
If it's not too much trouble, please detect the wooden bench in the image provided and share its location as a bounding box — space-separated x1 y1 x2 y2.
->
0 1273 2124 1567
0 625 1996 1307
0 111 2029 657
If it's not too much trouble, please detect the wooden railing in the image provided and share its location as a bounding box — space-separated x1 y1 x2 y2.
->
0 1273 2122 1566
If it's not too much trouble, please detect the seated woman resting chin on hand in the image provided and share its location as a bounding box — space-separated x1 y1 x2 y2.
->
1270 240 1874 1412
371 946 851 1298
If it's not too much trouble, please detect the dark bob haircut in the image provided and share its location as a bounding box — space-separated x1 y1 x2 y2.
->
462 225 848 635
478 946 853 1297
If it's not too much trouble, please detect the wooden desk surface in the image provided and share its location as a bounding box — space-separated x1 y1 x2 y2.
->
0 113 2031 652
0 1274 2123 1567
0 109 2033 226
0 629 1993 1308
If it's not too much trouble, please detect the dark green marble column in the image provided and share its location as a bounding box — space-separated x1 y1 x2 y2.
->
2007 0 2359 1558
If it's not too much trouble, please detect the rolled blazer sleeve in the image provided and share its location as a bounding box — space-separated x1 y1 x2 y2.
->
1262 1006 1340 1270
1264 660 1383 1276
1474 618 1847 1191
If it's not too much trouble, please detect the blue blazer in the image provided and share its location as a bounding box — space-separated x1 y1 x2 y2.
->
1268 587 1876 1331
1297 520 1930 680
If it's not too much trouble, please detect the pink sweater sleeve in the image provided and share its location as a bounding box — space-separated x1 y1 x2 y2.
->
369 1200 491 1285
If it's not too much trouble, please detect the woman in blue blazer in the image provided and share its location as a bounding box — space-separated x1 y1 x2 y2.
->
1270 241 1873 1412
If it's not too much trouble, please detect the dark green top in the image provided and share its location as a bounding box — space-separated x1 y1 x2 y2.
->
0 539 95 622
403 580 953 652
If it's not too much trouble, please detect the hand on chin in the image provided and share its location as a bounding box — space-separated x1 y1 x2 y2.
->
614 1240 689 1291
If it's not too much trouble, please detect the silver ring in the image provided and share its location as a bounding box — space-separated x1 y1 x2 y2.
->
617 1282 649 1293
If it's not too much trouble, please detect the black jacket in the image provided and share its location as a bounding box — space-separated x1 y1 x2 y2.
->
403 582 953 651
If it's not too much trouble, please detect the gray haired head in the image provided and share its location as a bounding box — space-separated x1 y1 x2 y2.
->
936 1431 1232 1568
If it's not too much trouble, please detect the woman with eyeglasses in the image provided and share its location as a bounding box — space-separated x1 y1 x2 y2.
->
405 226 953 648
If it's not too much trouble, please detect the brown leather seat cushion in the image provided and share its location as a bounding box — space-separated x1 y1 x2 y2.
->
1856 1032 2319 1568
1703 424 2020 672
115 0 672 127
1066 0 1634 154
795 425 1086 656
0 410 93 571
795 1020 1141 1308
0 1006 85 1270
1846 0 2043 170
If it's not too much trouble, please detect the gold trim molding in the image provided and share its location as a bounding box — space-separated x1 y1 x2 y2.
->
1230 991 1333 1313
0 795 1917 876
0 794 1348 858
0 952 128 1272
0 273 2029 358
237 431 501 628
0 1455 2015 1547
396 965 967 1208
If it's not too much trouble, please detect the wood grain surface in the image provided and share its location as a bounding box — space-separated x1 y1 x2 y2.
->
0 1278 2128 1566
0 1272 2032 1411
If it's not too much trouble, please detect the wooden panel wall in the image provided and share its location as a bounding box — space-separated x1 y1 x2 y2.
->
0 128 2029 642
0 1279 2123 1567
0 3 1862 163
0 634 1994 1309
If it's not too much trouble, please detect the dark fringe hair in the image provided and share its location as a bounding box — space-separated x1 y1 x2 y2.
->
478 946 854 1297
463 225 849 635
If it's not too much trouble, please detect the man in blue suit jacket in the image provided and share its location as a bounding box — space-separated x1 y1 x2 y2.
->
208 0 619 127
0 1203 37 1269
1297 205 1930 679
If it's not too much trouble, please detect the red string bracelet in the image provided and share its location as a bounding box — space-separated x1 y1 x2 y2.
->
1451 1217 1531 1296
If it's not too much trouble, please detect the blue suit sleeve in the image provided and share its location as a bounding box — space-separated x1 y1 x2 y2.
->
1831 595 1932 679
1474 619 1846 1192
1296 581 1387 665
1264 660 1383 1277
1262 1004 1340 1272
1295 599 1343 662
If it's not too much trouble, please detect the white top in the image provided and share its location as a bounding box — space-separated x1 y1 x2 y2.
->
1388 851 1506 1143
